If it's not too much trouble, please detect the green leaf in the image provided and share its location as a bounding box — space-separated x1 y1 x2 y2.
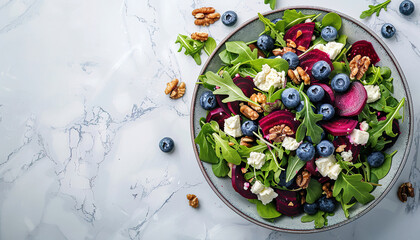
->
203 37 217 56
371 150 397 179
246 57 289 73
194 122 219 164
282 9 316 29
258 13 286 47
238 141 268 157
336 34 348 45
358 105 378 123
219 49 234 65
285 155 306 182
226 41 258 65
256 200 281 219
306 180 323 204
212 158 230 177
301 211 328 229
264 0 276 10
204 71 258 105
321 12 342 30
238 67 258 78
333 173 374 204
360 0 391 19
212 132 242 165
175 34 205 65
336 193 356 218
330 62 349 77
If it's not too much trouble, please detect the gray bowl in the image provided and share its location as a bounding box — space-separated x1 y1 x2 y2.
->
190 6 414 233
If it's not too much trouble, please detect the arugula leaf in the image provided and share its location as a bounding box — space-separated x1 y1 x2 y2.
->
175 34 205 65
282 10 316 29
245 57 289 73
204 71 259 105
219 49 234 65
194 122 219 164
360 0 391 19
368 98 405 148
330 62 349 77
301 211 331 229
238 67 258 78
258 13 286 47
238 140 268 157
321 12 342 30
256 200 281 218
371 150 397 179
358 105 378 123
333 173 374 204
204 37 217 56
264 0 277 10
336 193 356 218
212 158 230 177
226 41 258 65
212 132 242 165
285 155 306 182
306 180 323 204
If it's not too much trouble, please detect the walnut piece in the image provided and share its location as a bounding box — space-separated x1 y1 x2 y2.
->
288 67 310 85
297 46 307 52
165 78 179 95
349 55 371 80
191 32 209 42
193 7 220 26
288 69 301 84
272 47 296 56
322 182 333 198
398 182 415 202
240 136 254 148
187 194 199 208
268 124 294 142
299 191 306 205
296 30 303 39
195 13 205 19
297 67 310 85
170 82 186 99
286 39 297 48
248 93 266 113
240 103 259 120
336 144 347 153
296 170 311 189
192 7 215 15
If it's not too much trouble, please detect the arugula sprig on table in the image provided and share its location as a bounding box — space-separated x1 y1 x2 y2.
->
360 0 391 19
301 211 334 229
175 34 216 65
264 0 277 10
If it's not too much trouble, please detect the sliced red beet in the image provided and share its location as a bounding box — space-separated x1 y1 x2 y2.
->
333 136 361 160
377 112 401 149
317 177 331 184
347 40 380 65
284 22 315 54
259 110 300 138
275 189 301 216
215 94 232 115
321 118 358 136
205 107 230 129
314 83 335 103
227 102 241 115
334 82 367 117
299 49 333 82
305 158 318 176
231 165 257 199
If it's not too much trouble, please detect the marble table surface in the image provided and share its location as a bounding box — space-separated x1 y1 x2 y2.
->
1 0 419 239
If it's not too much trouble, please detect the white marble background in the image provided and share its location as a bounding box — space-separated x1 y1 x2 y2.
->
0 0 419 239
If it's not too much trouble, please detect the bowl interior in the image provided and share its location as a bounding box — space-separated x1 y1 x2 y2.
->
191 7 413 232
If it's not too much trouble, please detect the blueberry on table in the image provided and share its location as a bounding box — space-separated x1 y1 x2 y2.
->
241 120 258 137
257 34 275 52
307 85 325 103
296 142 315 161
281 88 301 109
316 140 335 157
317 103 335 121
303 202 319 215
318 196 336 213
321 26 338 42
200 91 217 110
331 73 351 93
311 61 331 80
278 171 295 188
271 18 282 24
159 137 174 152
381 23 396 38
282 51 299 69
367 152 385 167
400 0 415 16
222 11 238 26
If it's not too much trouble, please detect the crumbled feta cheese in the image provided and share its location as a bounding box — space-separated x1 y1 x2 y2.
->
360 121 369 131
364 85 381 103
341 150 353 162
254 64 286 91
224 115 242 138
315 155 342 180
282 137 301 151
313 41 344 60
247 152 266 169
258 187 278 205
251 180 265 194
349 129 369 146
243 182 250 191
305 18 312 23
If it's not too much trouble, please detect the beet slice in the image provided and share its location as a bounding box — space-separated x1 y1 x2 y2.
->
347 40 380 65
334 82 367 117
215 76 256 115
275 189 301 216
314 83 335 103
232 165 257 199
333 136 361 160
215 94 232 115
206 107 230 129
305 158 318 176
259 110 300 138
377 112 401 149
321 118 358 136
299 49 334 82
317 177 331 184
284 22 315 54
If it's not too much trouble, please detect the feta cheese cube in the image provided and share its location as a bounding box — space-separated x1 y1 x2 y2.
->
282 137 301 151
360 121 369 131
247 152 266 169
224 115 242 138
315 155 336 177
341 150 353 162
349 129 369 146
258 187 278 205
313 42 344 60
364 85 381 103
254 64 286 91
328 163 342 180
251 180 265 194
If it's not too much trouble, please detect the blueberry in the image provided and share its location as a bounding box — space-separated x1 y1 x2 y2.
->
271 18 282 24
318 196 336 213
367 152 385 168
278 171 295 188
400 0 415 15
281 88 301 109
312 61 331 80
331 73 351 93
200 91 217 110
307 85 325 103
241 120 258 137
381 23 396 39
159 137 174 152
306 129 325 143
257 34 275 52
282 52 299 69
316 140 335 157
303 202 319 215
321 26 338 42
296 142 315 161
296 101 304 112
221 11 238 26
317 103 335 121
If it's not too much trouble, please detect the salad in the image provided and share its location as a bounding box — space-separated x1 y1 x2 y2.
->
194 9 405 229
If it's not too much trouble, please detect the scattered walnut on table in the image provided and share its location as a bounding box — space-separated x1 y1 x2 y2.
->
192 7 215 15
191 32 209 42
170 82 186 99
192 7 220 26
322 182 334 198
268 124 294 143
187 194 199 208
165 78 179 95
296 170 311 189
398 182 415 202
349 55 371 80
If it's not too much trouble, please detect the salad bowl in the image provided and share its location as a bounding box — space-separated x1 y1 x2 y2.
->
190 6 413 232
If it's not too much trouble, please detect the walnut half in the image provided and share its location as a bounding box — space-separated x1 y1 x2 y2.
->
296 170 311 189
398 182 415 202
191 32 209 42
268 124 294 142
187 194 199 208
322 182 334 198
349 55 371 80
